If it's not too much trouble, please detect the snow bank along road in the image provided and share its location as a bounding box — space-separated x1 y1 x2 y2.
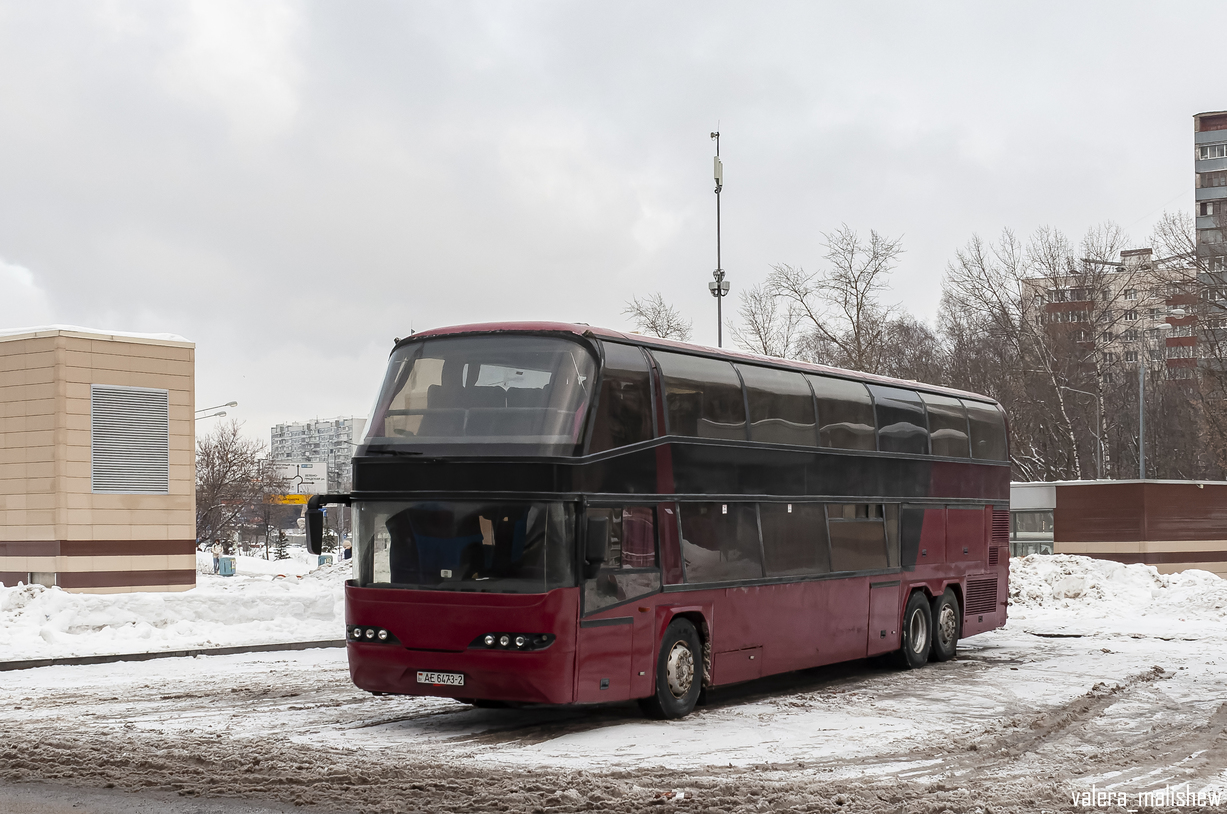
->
1 556 1225 813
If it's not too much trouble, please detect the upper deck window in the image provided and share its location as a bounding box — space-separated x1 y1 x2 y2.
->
653 351 747 441
588 342 653 454
963 399 1009 461
737 364 817 446
920 392 970 458
868 385 929 455
364 335 596 456
809 375 875 450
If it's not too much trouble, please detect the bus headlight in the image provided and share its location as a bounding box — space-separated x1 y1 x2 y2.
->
469 633 555 651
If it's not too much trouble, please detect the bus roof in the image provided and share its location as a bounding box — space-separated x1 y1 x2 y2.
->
402 321 1001 407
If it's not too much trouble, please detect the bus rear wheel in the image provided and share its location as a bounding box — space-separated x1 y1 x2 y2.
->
639 618 702 720
930 588 960 662
895 591 932 670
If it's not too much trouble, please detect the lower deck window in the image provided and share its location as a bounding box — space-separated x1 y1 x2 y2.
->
679 501 901 584
679 503 764 583
759 503 830 576
583 506 661 613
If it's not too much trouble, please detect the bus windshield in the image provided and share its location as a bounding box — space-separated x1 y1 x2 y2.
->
362 335 596 456
353 500 576 593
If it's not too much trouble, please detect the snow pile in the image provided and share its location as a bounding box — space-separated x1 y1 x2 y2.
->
0 562 350 662
1010 554 1227 621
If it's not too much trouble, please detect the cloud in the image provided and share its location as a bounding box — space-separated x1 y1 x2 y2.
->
158 0 305 142
0 257 56 330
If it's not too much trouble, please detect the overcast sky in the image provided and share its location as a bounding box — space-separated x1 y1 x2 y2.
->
0 2 1222 439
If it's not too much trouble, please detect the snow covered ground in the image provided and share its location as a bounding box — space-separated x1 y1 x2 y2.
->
1 555 1224 813
0 556 348 661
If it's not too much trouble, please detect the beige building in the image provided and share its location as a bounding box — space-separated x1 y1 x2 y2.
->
0 326 196 593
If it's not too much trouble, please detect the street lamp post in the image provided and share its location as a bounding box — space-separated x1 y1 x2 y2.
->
708 131 729 346
195 401 238 422
1137 310 1182 479
1059 386 1103 479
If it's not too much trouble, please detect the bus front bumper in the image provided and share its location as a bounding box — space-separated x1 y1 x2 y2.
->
344 581 579 705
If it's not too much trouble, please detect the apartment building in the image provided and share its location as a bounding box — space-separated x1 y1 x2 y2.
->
1195 110 1227 272
1021 247 1198 378
269 416 366 492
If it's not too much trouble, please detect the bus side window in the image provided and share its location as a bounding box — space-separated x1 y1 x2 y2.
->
760 503 830 576
919 393 970 458
808 375 876 450
868 385 929 455
652 351 747 441
737 364 817 446
827 503 889 572
963 400 1009 461
589 343 653 454
679 503 763 583
583 506 659 614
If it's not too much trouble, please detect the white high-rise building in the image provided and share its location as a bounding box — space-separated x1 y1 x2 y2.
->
270 417 366 492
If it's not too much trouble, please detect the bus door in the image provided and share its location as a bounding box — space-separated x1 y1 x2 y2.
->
576 506 661 703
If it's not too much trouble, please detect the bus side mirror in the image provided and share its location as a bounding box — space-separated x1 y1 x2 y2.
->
305 494 351 556
584 515 610 578
305 505 324 556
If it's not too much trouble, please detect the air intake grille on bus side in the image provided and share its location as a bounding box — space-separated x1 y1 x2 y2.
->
91 385 170 494
988 547 999 566
991 509 1010 545
966 576 998 616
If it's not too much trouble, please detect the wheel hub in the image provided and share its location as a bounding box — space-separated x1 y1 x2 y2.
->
908 608 928 655
665 641 695 698
938 604 957 646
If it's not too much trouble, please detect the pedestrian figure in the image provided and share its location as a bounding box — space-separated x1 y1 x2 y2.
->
211 539 222 574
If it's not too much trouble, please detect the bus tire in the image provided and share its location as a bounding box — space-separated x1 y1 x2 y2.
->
930 589 960 662
896 591 932 670
639 618 702 720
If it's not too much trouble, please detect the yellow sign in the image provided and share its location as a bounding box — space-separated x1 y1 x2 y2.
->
270 494 310 505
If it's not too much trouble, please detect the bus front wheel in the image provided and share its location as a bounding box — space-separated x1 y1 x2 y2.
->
639 618 702 719
896 591 932 670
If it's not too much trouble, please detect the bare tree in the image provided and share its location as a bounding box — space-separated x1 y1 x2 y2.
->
623 292 693 341
731 282 803 358
878 314 946 384
768 225 904 373
195 420 286 544
1151 210 1227 476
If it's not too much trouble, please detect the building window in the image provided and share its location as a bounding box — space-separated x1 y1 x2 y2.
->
1103 352 1116 363
1200 201 1218 217
1198 143 1227 160
1201 170 1227 188
1124 350 1138 362
1124 309 1138 321
1124 288 1137 300
91 385 170 494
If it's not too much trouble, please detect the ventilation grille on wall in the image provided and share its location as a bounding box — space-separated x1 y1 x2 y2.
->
966 576 998 616
91 385 170 494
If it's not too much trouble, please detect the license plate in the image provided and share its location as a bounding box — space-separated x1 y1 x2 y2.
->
417 671 464 687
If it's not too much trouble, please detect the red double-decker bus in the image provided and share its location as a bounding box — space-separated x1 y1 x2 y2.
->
307 322 1010 718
